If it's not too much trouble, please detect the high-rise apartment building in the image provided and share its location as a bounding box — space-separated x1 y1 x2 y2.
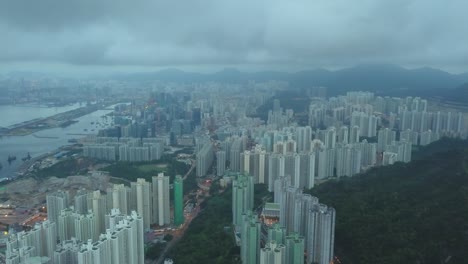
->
241 211 261 264
107 184 130 215
216 150 227 176
285 232 305 264
260 240 285 264
174 175 184 226
152 173 170 226
306 204 336 264
46 190 70 223
232 173 254 228
196 142 214 176
74 190 92 215
90 190 107 237
131 178 152 230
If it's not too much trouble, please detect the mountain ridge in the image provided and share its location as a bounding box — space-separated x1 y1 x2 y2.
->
112 64 468 97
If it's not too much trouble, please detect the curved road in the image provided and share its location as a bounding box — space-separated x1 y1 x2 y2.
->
152 158 197 264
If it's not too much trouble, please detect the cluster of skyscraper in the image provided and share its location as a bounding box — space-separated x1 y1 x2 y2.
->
6 172 184 264
211 92 466 188
216 126 376 190
232 173 335 264
83 137 164 162
6 208 144 264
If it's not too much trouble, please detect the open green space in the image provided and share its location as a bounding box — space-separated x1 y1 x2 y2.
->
167 188 241 264
137 163 168 173
307 140 468 264
103 153 187 179
35 158 93 178
103 160 172 183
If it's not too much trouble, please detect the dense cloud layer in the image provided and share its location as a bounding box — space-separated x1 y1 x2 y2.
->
0 0 467 71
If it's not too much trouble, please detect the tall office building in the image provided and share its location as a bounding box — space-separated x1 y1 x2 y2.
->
174 175 184 226
232 173 254 228
285 233 305 264
131 178 152 230
46 191 70 223
152 173 170 226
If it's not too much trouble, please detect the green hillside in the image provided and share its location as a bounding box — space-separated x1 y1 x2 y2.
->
308 143 468 264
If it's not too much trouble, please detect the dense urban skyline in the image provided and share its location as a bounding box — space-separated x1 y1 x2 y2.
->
1 1 468 263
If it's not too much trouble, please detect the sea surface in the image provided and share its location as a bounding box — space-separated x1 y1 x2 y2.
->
0 103 83 128
0 105 114 179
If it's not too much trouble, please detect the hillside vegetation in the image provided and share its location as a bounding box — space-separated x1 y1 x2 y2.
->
308 140 468 264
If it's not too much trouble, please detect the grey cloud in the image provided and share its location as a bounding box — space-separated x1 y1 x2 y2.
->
0 0 467 71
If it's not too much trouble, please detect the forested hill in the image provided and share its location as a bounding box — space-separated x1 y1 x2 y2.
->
308 139 468 264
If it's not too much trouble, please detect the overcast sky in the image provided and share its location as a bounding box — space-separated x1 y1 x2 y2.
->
0 0 467 74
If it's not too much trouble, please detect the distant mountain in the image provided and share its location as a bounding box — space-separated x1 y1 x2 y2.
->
115 64 468 97
444 83 468 103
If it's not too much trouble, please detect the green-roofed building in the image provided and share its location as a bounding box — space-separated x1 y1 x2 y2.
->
232 173 254 228
286 232 305 264
268 223 286 245
173 175 184 226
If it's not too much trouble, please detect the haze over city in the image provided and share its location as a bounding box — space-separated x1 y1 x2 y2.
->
0 1 468 264
1 0 468 74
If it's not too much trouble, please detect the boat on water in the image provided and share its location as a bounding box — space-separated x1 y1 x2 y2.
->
7 155 16 164
22 152 31 162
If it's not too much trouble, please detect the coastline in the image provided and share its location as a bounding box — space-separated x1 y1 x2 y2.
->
0 105 117 180
0 101 118 137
